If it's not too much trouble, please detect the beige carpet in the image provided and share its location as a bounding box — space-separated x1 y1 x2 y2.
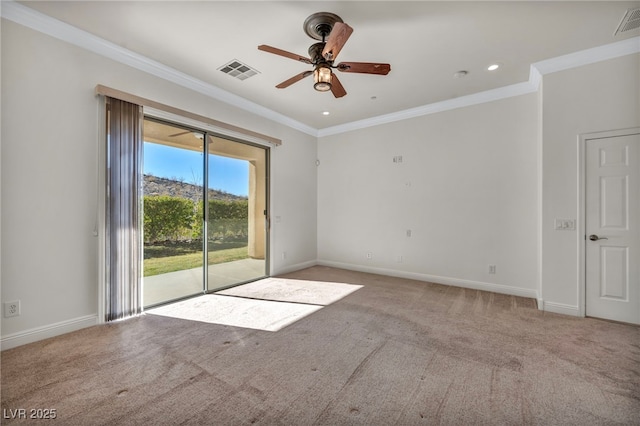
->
216 277 363 305
147 277 362 331
1 266 639 425
147 295 322 332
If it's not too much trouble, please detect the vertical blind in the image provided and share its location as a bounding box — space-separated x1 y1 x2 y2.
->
105 97 143 321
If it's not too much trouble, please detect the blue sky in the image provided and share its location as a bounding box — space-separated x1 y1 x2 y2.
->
144 142 249 196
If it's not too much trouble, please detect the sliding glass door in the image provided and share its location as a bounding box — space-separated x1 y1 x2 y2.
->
142 117 268 307
207 135 268 291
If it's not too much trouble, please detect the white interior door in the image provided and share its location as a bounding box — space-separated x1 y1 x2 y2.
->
585 132 640 324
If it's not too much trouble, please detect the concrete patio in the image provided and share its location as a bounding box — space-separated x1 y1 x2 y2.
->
143 258 265 307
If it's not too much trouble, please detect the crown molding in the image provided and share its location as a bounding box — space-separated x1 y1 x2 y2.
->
3 1 639 139
318 36 639 137
532 36 640 75
0 0 318 137
316 80 537 137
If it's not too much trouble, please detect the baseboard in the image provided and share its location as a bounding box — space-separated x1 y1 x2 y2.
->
1 314 99 351
272 260 318 276
317 260 539 299
540 301 581 317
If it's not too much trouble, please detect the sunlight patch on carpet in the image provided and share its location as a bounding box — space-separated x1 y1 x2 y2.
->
146 278 363 331
216 278 363 305
146 295 322 331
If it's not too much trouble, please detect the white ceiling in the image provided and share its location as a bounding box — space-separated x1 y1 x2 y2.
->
13 1 640 130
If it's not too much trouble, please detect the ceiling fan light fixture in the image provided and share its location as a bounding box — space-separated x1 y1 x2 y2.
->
259 12 389 98
314 65 332 92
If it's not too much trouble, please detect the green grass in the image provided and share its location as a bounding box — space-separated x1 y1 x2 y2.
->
143 241 250 277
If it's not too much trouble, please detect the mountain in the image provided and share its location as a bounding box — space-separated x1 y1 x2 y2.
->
143 175 247 202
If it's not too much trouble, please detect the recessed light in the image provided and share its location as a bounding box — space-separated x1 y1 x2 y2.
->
371 96 377 100
322 111 330 116
453 70 468 78
487 64 500 71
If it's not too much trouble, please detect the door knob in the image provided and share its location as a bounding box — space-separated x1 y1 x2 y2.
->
589 234 608 241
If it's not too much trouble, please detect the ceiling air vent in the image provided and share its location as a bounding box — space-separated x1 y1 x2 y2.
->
614 8 640 35
218 59 259 81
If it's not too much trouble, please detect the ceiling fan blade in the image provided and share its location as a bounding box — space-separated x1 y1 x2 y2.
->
169 130 191 137
276 71 313 89
258 45 312 64
322 22 353 61
336 62 391 75
330 73 347 98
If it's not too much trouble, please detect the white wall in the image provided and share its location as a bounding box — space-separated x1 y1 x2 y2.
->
0 20 317 347
540 53 640 314
317 94 540 297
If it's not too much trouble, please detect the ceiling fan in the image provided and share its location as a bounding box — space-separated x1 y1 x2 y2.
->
258 12 391 98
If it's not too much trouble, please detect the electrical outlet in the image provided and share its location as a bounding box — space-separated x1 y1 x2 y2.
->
4 300 20 318
282 251 287 260
488 265 496 274
366 252 373 260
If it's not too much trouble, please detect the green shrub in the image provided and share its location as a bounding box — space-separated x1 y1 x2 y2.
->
143 195 196 243
144 196 249 243
208 199 248 242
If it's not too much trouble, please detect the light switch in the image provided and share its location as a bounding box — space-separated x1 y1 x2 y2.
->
554 218 575 230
